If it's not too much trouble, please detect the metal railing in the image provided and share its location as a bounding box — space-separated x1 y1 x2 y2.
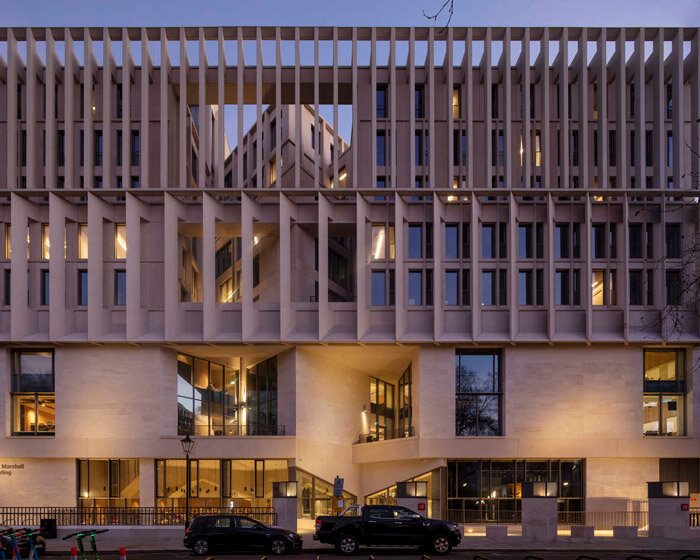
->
557 510 649 530
0 506 277 527
181 423 287 436
691 508 700 527
355 426 415 444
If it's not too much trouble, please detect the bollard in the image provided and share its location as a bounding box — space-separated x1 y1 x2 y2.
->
70 546 78 560
120 546 127 559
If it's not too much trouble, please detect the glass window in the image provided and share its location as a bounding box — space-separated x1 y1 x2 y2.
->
408 225 422 259
371 271 386 306
445 271 458 306
455 351 502 437
592 270 604 306
482 225 495 259
445 224 459 259
377 85 387 119
408 271 422 306
114 270 126 306
246 356 278 436
78 459 140 507
41 224 50 259
40 269 49 306
481 271 495 306
666 270 681 305
376 131 386 166
629 270 642 306
666 224 681 259
78 224 88 259
415 86 424 119
114 223 127 259
555 224 569 259
556 271 569 305
11 350 55 436
518 225 532 259
629 224 642 259
518 271 532 306
452 87 461 119
78 270 88 306
371 225 386 260
592 224 605 259
643 349 686 437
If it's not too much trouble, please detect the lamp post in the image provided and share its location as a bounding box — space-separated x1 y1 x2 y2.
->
180 434 195 528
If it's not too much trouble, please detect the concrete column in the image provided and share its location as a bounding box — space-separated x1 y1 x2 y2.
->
139 459 156 508
273 497 297 531
522 498 557 542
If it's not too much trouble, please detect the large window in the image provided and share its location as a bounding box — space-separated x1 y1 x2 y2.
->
455 350 502 437
78 459 139 507
397 366 412 438
11 350 55 436
447 459 584 524
156 458 288 509
368 377 395 442
246 356 279 435
177 354 240 437
643 349 686 436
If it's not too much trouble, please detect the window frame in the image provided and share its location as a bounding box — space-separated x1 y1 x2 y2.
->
11 349 56 437
455 350 503 437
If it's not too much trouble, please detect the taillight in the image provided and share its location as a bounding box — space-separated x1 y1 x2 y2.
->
314 518 322 532
185 527 191 534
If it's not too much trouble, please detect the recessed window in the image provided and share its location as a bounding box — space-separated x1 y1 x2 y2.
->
452 87 461 119
41 224 50 260
518 225 532 259
376 85 388 119
643 349 685 436
11 350 55 436
114 270 126 306
77 270 88 306
371 270 386 306
408 225 422 259
408 270 422 306
40 269 49 306
114 224 127 259
455 350 503 437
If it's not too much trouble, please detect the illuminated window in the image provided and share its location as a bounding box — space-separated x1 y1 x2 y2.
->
643 349 686 436
5 225 11 259
591 270 605 306
41 224 50 260
11 350 55 436
452 87 461 119
269 156 278 185
114 224 127 259
371 225 386 260
78 224 88 259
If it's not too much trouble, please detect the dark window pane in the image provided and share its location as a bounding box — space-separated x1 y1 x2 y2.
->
372 271 386 306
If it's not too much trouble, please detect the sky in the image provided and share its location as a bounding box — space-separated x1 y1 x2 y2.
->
2 0 698 147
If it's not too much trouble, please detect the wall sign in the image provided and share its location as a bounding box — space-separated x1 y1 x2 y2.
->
0 463 25 477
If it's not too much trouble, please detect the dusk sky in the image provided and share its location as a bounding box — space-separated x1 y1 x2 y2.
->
3 0 697 147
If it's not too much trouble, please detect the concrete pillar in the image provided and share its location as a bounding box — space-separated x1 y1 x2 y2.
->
648 481 691 538
521 481 558 542
139 459 155 507
273 481 298 531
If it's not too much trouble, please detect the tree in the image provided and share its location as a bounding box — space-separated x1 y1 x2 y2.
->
423 0 455 29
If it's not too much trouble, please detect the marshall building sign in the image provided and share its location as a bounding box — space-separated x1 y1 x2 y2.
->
0 464 25 476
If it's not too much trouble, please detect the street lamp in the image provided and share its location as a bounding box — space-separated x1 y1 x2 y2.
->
180 434 195 528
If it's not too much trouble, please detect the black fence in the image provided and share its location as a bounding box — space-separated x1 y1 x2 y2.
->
355 426 416 444
0 507 277 527
691 509 700 527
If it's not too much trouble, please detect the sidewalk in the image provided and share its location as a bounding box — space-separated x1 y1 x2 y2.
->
45 526 700 554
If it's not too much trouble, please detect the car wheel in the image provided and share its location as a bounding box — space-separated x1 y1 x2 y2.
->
335 534 359 555
192 538 210 556
431 534 452 555
270 537 288 555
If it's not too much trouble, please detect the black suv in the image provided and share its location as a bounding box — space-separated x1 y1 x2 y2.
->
184 515 302 556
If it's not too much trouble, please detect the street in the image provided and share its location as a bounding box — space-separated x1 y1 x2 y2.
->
42 550 700 560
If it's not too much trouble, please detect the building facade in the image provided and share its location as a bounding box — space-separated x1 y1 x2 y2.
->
0 25 698 525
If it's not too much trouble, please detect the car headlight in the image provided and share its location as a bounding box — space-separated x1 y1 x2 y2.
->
285 533 296 540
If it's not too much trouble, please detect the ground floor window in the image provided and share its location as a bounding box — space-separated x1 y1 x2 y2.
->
297 469 357 519
77 459 140 507
365 470 440 519
155 458 287 509
447 459 584 524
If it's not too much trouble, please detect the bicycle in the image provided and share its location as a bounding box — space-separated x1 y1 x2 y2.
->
62 529 109 560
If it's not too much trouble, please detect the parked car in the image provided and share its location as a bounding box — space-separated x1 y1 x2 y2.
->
313 504 461 555
0 525 47 557
184 514 302 556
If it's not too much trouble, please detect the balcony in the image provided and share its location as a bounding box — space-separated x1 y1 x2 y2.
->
355 426 415 444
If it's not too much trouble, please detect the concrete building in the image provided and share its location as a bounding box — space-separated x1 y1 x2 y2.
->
0 26 698 527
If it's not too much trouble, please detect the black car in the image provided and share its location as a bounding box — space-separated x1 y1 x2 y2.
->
184 515 302 556
0 525 47 557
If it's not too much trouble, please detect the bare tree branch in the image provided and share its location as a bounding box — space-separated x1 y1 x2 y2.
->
423 0 455 32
